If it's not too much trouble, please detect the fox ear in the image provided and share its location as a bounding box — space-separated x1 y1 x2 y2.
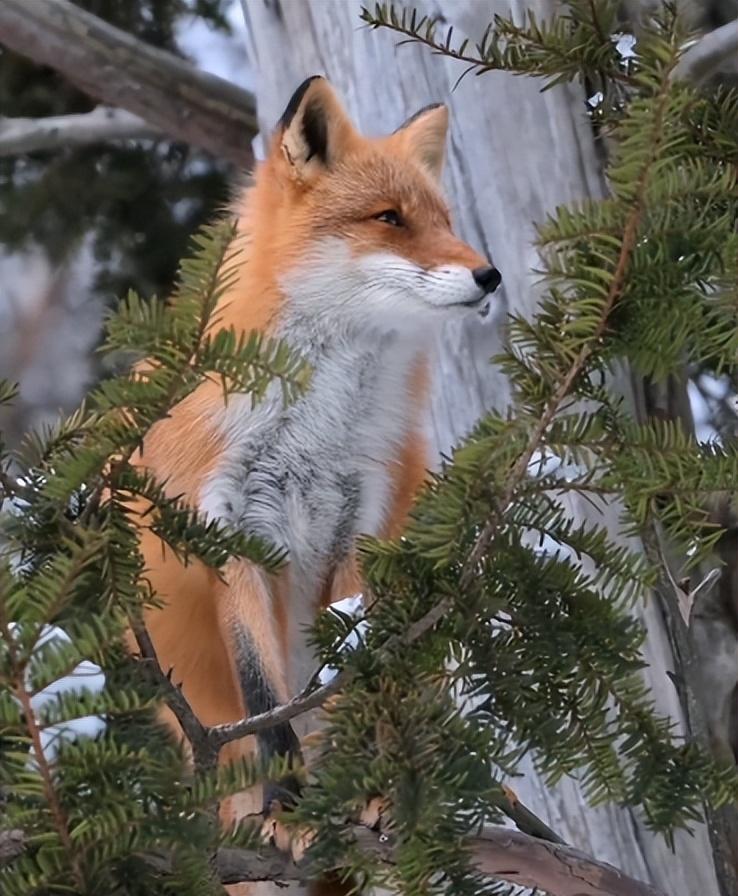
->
395 103 449 181
277 76 354 180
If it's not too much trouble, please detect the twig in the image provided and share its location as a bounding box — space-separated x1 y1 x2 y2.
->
0 610 84 888
130 619 218 771
208 672 345 747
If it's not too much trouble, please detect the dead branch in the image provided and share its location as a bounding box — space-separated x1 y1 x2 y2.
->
0 0 256 165
674 18 738 84
0 106 162 157
208 672 345 747
472 826 666 896
130 620 218 772
0 822 667 896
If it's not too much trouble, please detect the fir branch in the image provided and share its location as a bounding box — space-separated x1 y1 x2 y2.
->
457 34 677 596
360 1 634 87
0 609 84 889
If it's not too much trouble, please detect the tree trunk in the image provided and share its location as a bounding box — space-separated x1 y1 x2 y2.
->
243 1 721 894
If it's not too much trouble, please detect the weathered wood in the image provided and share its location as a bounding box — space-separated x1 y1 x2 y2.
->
0 0 257 165
243 2 721 894
0 106 162 156
0 822 668 896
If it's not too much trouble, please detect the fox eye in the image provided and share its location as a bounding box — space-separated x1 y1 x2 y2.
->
373 209 404 227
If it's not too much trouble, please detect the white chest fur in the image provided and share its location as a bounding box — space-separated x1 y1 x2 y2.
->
200 320 423 587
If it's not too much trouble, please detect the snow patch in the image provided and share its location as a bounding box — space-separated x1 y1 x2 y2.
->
318 593 369 685
612 33 637 60
12 625 106 760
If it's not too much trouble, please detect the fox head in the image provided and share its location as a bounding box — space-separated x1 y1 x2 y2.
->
250 76 501 337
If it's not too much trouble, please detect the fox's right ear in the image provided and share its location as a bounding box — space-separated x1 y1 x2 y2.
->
394 103 448 181
276 76 355 182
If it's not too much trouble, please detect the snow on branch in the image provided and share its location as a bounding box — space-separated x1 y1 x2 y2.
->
0 106 162 157
0 0 257 165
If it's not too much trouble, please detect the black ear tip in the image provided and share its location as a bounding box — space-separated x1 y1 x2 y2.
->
279 75 327 130
393 102 445 134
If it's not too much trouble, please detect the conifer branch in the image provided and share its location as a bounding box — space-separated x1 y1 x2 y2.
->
385 74 664 651
0 611 84 889
359 2 635 86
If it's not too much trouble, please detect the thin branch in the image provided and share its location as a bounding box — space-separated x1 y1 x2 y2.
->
358 5 635 85
675 18 738 84
130 619 218 771
453 47 676 599
0 0 256 166
0 822 667 896
0 106 162 157
208 672 344 747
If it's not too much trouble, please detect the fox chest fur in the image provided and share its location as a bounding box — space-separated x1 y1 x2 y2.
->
200 322 422 588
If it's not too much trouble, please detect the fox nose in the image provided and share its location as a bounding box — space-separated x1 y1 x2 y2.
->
473 265 502 294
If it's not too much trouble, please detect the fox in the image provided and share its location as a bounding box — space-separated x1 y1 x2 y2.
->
129 75 501 890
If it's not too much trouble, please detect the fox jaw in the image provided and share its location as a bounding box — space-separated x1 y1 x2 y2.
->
256 76 501 338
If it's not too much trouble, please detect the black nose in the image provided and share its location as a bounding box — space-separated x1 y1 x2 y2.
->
473 265 502 294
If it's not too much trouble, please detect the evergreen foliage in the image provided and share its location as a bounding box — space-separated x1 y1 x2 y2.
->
0 219 309 894
2 2 738 894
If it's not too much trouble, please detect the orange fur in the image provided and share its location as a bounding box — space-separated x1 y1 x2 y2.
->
128 77 496 893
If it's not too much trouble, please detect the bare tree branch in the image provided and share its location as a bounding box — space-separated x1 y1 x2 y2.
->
209 670 345 747
471 827 667 896
0 0 256 165
0 106 162 157
0 822 667 896
130 619 218 772
675 19 738 84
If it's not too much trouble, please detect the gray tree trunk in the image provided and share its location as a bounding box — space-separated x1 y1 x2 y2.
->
243 1 721 894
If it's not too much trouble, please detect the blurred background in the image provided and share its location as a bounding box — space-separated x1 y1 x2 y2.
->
1 2 738 894
0 0 252 446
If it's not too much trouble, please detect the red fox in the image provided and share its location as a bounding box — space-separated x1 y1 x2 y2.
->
130 75 500 885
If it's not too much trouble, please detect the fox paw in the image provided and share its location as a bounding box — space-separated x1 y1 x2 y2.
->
260 798 314 863
359 795 388 831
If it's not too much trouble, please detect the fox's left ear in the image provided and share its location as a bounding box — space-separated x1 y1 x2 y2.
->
394 103 449 181
276 76 355 181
